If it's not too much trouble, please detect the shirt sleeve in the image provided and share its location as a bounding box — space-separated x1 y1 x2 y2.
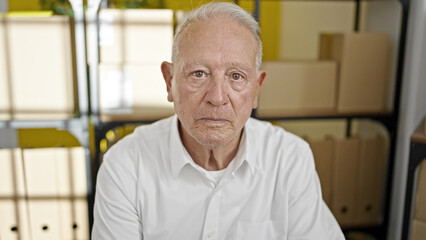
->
287 146 345 240
92 152 142 240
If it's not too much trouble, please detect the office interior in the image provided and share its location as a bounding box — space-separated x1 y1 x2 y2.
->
0 0 425 239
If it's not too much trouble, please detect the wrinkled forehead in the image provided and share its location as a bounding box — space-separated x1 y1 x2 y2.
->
174 16 259 69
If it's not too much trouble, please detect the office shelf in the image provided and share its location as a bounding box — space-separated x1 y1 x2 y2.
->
0 0 93 238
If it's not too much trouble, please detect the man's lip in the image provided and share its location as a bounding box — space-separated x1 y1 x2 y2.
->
200 118 228 122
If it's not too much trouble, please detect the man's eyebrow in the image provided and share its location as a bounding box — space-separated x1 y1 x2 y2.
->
227 62 252 72
180 61 209 70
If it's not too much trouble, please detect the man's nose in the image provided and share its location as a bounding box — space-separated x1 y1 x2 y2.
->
206 76 229 106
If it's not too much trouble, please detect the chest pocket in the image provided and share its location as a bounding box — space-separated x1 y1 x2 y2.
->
236 220 285 240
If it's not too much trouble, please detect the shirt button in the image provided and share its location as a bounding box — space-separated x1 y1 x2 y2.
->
207 231 216 238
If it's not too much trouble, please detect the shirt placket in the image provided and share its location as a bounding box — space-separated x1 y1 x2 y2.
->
202 186 223 240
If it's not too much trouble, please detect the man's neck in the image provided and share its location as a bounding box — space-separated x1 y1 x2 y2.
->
179 122 242 171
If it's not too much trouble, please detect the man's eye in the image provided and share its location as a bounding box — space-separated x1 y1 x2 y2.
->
192 71 205 78
231 73 242 81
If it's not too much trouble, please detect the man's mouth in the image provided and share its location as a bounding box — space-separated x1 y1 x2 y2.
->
199 118 229 124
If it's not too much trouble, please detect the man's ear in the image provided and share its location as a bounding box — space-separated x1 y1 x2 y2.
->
161 61 174 102
257 70 266 87
252 70 266 108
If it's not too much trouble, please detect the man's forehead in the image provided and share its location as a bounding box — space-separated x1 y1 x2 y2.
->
173 15 259 71
180 16 256 43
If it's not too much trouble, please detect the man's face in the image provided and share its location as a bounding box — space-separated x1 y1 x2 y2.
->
162 16 265 147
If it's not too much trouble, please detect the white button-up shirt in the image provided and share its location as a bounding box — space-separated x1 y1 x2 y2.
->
92 115 344 240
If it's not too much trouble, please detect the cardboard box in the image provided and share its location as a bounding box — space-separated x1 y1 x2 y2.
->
257 61 337 117
411 219 426 240
274 119 347 141
309 139 334 207
355 136 386 226
0 18 11 120
5 15 76 120
415 159 426 221
99 9 173 64
319 33 389 113
332 138 359 227
279 1 355 60
99 63 174 121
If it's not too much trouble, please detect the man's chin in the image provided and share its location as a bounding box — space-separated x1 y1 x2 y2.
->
191 133 229 146
192 130 241 148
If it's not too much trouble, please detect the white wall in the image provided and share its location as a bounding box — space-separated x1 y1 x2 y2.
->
389 0 426 239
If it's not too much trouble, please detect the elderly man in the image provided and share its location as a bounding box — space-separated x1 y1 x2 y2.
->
92 2 344 240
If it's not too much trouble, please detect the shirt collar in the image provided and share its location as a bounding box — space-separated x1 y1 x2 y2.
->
169 115 256 178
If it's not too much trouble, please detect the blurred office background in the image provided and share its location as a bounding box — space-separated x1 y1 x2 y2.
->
0 0 425 239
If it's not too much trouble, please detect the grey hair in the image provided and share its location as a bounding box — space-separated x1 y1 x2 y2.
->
172 1 263 71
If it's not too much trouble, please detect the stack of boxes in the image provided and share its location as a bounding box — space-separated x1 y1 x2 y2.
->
257 1 393 229
273 119 388 227
320 33 389 113
292 133 387 227
257 1 390 116
258 61 337 116
258 32 390 116
0 147 89 239
98 9 175 121
262 33 390 226
260 30 391 228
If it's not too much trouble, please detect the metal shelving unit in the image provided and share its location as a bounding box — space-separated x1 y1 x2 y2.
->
0 0 94 237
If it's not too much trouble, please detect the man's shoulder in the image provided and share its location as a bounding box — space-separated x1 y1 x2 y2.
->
246 118 314 179
104 115 174 159
246 118 309 147
132 115 174 138
98 116 175 184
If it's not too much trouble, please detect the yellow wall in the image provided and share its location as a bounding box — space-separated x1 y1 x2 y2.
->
9 0 41 10
240 0 281 61
164 0 281 61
